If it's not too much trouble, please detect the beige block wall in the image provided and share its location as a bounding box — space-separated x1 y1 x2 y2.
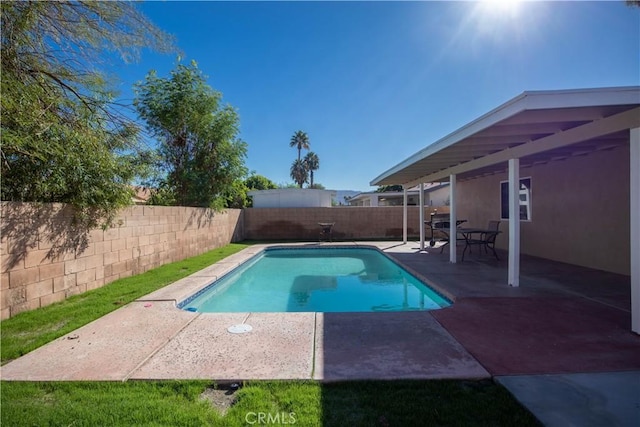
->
1 202 447 318
243 206 447 241
456 144 630 275
1 203 243 319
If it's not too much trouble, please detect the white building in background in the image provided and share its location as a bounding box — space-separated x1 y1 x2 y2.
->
347 183 449 207
248 188 336 208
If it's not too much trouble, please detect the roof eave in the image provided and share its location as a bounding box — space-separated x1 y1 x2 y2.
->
370 86 640 186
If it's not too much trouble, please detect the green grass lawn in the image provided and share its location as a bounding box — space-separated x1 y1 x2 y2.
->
0 242 541 426
1 380 540 426
1 243 251 363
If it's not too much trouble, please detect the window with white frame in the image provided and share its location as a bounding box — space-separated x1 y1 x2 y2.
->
500 177 532 221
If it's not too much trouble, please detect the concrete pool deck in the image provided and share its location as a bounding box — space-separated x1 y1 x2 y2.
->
2 241 639 425
0 243 489 381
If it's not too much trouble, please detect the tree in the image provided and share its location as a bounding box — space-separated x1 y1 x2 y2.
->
290 130 310 160
1 1 174 227
245 174 277 191
134 61 248 208
241 174 277 207
290 159 308 188
303 152 320 188
222 180 249 209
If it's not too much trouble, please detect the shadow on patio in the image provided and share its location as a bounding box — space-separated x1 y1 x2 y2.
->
381 244 640 376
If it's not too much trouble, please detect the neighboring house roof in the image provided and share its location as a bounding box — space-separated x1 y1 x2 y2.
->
371 86 640 186
247 188 336 197
348 183 449 203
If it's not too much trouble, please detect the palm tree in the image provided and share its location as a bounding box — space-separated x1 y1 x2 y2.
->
289 130 310 160
303 151 319 188
290 159 308 188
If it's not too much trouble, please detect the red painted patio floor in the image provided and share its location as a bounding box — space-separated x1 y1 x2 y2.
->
430 297 640 376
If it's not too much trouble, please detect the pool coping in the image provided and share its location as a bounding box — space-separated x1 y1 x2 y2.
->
0 242 487 382
159 242 455 313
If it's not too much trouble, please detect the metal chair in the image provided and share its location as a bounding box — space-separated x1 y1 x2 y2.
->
481 220 501 260
318 222 334 242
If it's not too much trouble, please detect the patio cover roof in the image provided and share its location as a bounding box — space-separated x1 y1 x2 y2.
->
371 87 640 187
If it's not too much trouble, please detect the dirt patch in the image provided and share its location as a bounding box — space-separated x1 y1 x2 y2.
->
200 383 241 415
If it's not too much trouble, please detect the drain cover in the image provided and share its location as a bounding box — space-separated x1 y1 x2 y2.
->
227 324 252 334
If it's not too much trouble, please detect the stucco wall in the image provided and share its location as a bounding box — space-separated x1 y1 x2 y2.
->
1 203 243 319
243 206 446 241
456 144 630 275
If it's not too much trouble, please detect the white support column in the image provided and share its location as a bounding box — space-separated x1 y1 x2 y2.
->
631 128 640 334
419 183 425 251
508 158 520 286
449 175 457 263
402 186 408 244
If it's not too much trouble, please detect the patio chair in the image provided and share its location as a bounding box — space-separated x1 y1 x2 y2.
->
481 220 501 260
318 222 335 242
460 220 501 261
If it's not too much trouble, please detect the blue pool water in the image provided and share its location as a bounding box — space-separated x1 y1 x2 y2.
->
179 247 451 313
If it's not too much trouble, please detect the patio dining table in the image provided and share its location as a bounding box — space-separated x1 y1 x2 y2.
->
456 228 502 261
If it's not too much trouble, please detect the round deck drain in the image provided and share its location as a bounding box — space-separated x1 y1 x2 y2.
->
227 324 252 334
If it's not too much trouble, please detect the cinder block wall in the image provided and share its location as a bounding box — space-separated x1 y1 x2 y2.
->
1 203 447 319
243 206 446 241
1 203 243 319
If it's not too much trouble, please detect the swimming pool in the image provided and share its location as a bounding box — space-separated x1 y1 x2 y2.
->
179 247 451 313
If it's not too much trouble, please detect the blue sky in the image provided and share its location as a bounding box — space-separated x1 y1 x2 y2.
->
113 1 639 191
